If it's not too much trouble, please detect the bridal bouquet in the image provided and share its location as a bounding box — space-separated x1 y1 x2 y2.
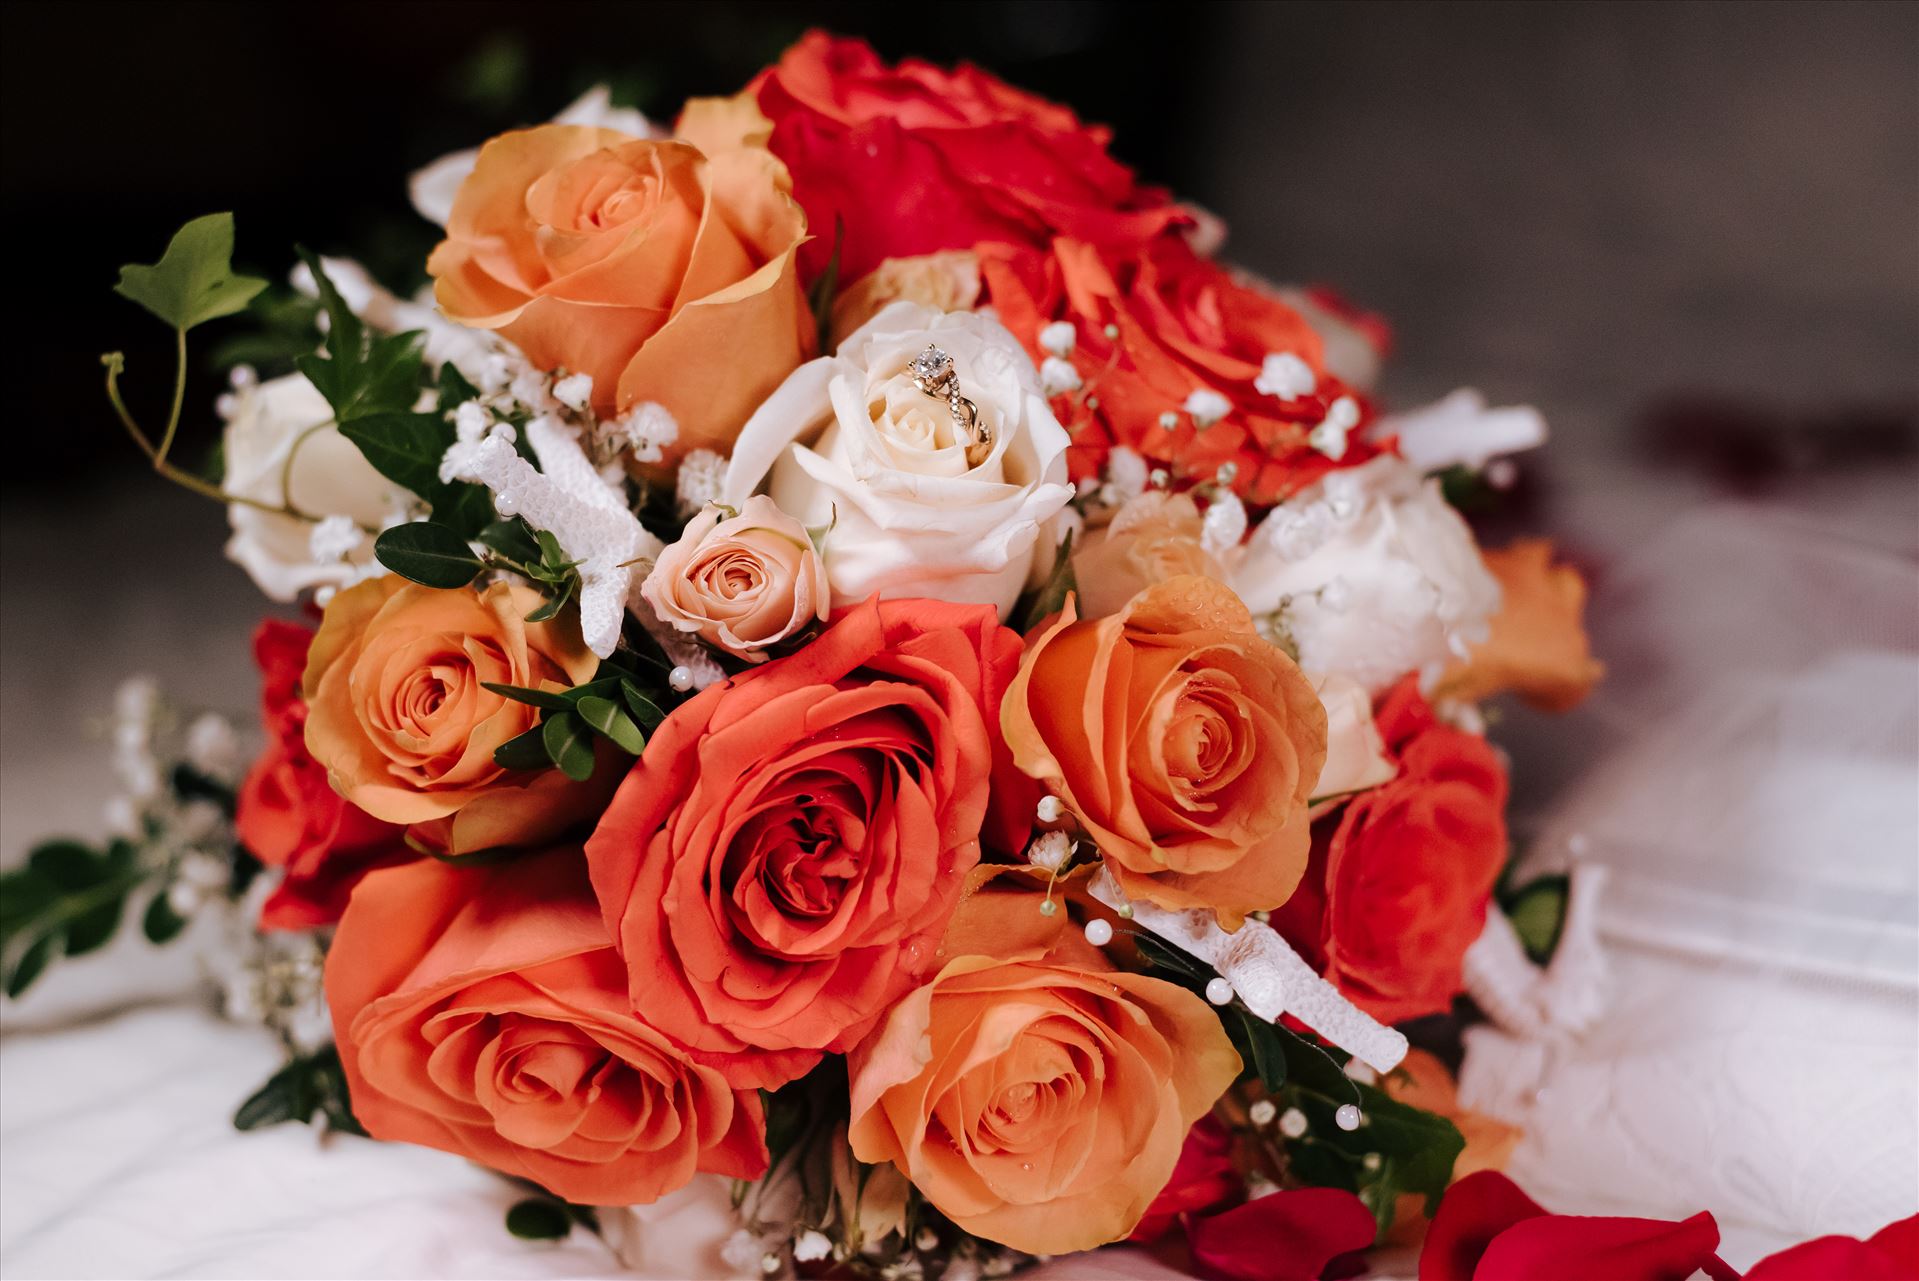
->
7 30 1716 1281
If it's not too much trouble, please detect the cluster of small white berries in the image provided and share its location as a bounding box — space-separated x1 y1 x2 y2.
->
674 448 729 518
214 923 332 1052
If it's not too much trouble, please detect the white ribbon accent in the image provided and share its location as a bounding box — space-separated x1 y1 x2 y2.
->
1462 863 1610 1041
1088 868 1408 1075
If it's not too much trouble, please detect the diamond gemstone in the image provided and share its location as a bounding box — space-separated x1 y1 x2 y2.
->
910 345 952 382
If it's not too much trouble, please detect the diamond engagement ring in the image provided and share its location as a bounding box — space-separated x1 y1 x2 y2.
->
910 344 992 466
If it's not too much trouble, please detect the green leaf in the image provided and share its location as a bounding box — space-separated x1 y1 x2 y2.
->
481 682 573 713
234 1047 363 1136
64 897 125 957
1233 1008 1287 1093
143 892 188 945
493 722 555 772
808 213 846 352
621 681 666 729
436 360 481 416
1504 874 1570 964
478 518 543 567
1275 1025 1360 1105
337 412 455 497
1131 930 1211 983
374 522 483 589
113 213 267 331
576 696 645 755
542 712 596 783
505 1198 572 1241
5 935 56 999
28 842 100 892
524 575 575 624
1018 529 1077 633
293 248 425 423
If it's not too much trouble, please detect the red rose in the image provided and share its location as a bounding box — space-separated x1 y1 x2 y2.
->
327 849 767 1206
1130 1116 1242 1243
234 620 406 930
1188 1188 1378 1281
1420 1172 1735 1281
753 32 1186 283
1744 1216 1919 1281
1273 677 1507 1024
980 237 1381 505
585 597 1020 1089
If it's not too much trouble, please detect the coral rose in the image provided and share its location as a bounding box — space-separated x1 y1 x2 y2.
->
1434 539 1604 712
981 237 1382 505
1002 575 1327 926
302 576 610 855
846 893 1240 1254
236 619 406 930
585 596 1020 1089
754 32 1185 283
1068 490 1224 621
427 96 811 456
1273 679 1509 1024
327 849 767 1206
640 495 827 663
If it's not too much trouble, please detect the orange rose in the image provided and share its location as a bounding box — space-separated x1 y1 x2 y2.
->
427 96 811 457
847 880 1239 1254
302 576 609 855
1001 575 1327 926
1435 539 1604 712
327 849 767 1205
585 597 1020 1089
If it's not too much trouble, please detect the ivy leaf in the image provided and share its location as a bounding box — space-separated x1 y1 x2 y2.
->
293 248 424 424
575 696 646 755
1274 1024 1360 1105
337 412 456 498
374 523 484 589
542 711 596 782
113 213 267 332
1232 1008 1288 1093
505 1199 572 1241
493 722 554 771
1018 529 1077 632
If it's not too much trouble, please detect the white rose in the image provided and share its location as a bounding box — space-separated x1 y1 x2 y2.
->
1228 456 1500 694
1313 675 1397 801
721 301 1074 618
222 373 409 601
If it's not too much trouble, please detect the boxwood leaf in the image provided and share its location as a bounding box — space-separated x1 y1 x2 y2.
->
575 696 645 755
113 213 267 331
492 722 554 771
374 523 483 589
143 891 188 945
481 682 573 713
542 711 596 782
505 1199 572 1240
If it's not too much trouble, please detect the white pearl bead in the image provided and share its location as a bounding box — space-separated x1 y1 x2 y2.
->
1205 977 1233 1006
668 665 695 692
1036 794 1064 823
1278 1107 1309 1138
1248 1099 1277 1126
1335 1103 1362 1131
1083 919 1114 947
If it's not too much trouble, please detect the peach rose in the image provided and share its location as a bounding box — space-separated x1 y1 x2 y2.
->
827 250 981 349
1069 491 1224 620
1382 1048 1522 1248
640 495 827 663
303 576 609 854
1001 575 1327 926
1435 539 1603 712
327 849 767 1205
847 885 1239 1254
427 96 812 458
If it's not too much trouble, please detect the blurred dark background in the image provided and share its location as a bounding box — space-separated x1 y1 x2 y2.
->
3 0 1916 848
